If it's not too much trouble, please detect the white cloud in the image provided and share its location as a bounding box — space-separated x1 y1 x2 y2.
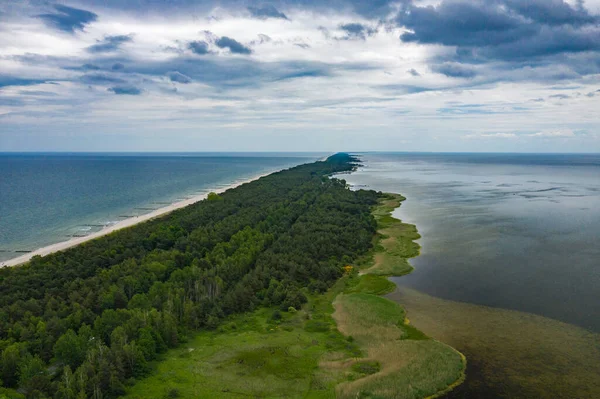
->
527 130 576 138
462 133 518 139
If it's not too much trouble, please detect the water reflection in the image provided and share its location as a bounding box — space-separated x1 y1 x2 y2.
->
344 153 600 332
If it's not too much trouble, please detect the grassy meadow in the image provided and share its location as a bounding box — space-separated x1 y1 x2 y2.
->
123 279 356 399
125 193 465 398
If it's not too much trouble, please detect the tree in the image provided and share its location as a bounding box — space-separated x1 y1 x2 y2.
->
18 353 50 396
1 343 23 387
207 192 222 201
55 366 77 399
54 330 84 369
137 328 156 360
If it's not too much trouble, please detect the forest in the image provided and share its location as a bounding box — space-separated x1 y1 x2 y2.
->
0 153 380 398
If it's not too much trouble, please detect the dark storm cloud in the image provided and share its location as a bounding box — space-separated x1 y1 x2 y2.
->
397 0 599 60
87 35 133 53
432 62 477 78
81 63 101 71
338 23 377 40
167 71 192 83
188 41 210 55
112 63 125 71
37 4 98 33
248 5 288 20
80 73 126 85
108 86 142 95
480 27 600 61
215 37 252 54
0 76 49 88
502 0 598 26
407 68 420 77
395 0 600 83
398 2 534 47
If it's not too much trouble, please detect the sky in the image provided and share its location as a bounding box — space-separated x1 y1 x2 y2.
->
0 0 599 152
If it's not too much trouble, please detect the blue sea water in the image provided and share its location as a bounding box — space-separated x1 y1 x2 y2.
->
343 153 600 332
0 153 324 262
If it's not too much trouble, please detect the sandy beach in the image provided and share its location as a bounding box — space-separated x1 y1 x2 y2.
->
0 170 275 268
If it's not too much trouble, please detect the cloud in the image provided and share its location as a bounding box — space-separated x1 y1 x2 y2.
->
0 76 49 88
248 5 288 20
250 34 273 46
37 4 98 33
338 23 377 40
108 85 142 95
215 36 252 54
28 0 400 18
18 90 57 97
2 0 599 153
432 62 477 78
549 94 571 99
397 0 600 74
167 71 192 83
502 0 598 26
87 35 133 53
586 89 600 97
80 73 125 85
398 2 531 47
463 133 518 139
188 40 210 55
81 63 101 71
464 130 578 140
528 130 575 138
10 50 374 91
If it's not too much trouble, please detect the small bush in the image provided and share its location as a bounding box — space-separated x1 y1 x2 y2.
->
352 361 381 375
271 310 282 321
304 320 330 332
165 387 181 398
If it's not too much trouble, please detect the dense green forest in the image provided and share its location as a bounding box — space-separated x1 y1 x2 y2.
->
0 154 379 398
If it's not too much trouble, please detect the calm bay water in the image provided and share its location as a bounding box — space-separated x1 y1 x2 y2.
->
0 153 322 262
344 153 600 332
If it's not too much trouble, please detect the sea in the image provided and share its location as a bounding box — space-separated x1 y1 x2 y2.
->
343 153 600 332
0 153 324 263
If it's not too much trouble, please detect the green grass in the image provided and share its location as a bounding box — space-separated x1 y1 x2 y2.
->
345 274 396 296
123 303 355 399
361 194 421 277
124 276 362 399
330 193 465 399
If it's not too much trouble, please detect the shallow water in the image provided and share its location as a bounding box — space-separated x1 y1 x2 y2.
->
343 153 600 332
0 153 322 262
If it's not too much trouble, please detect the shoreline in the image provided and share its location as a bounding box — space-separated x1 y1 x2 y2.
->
0 170 277 268
331 192 466 398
